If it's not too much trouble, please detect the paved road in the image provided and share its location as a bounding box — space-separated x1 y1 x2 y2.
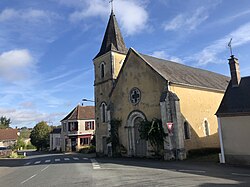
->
0 153 250 186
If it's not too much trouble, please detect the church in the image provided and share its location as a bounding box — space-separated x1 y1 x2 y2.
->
93 11 229 160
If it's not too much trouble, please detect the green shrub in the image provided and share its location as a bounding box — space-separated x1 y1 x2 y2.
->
26 143 36 150
8 152 25 158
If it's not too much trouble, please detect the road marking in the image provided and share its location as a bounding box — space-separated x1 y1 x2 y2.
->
232 173 250 177
90 159 101 169
64 158 70 161
178 169 206 173
83 158 88 160
21 161 51 185
55 158 60 162
34 161 41 164
24 162 31 166
41 165 50 172
45 160 51 163
73 157 79 160
20 174 37 184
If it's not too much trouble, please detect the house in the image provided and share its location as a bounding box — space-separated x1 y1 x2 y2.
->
50 128 61 151
94 11 229 160
216 55 250 165
61 105 95 152
0 128 19 147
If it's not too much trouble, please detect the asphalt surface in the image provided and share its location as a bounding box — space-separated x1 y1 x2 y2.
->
0 152 250 187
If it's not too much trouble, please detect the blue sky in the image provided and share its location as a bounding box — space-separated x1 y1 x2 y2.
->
0 0 250 128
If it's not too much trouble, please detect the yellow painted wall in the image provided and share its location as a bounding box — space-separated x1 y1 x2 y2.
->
111 52 167 149
220 116 250 155
94 51 126 153
113 52 126 79
170 84 225 150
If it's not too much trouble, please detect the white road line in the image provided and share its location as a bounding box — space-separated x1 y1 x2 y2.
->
64 158 70 161
90 159 101 169
55 158 60 162
178 169 206 173
83 158 88 160
34 161 41 164
20 174 37 184
41 165 50 172
73 157 79 160
45 160 51 163
232 173 250 177
24 162 31 166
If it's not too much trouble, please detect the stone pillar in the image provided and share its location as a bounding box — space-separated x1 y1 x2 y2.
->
160 91 186 160
172 98 186 160
160 101 174 160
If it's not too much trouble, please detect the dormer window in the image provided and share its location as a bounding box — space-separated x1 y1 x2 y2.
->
100 62 105 79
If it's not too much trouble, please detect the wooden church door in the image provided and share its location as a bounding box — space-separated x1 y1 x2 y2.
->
134 117 147 157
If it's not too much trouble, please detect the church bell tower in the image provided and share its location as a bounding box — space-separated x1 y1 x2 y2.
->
93 11 127 155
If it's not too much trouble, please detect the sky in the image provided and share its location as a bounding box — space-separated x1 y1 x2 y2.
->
0 0 250 128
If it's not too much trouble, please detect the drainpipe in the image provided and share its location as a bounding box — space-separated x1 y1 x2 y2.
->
217 118 225 163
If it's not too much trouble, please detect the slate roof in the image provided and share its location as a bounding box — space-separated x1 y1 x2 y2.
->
216 76 250 117
51 128 61 134
94 12 127 59
140 53 229 91
0 128 18 141
61 105 95 121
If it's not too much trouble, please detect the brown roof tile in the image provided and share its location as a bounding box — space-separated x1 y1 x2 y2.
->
61 105 95 121
0 128 18 141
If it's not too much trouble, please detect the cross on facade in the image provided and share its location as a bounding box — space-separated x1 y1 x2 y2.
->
130 88 141 104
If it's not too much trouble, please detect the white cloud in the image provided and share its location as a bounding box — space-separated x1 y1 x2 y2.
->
0 108 65 127
69 0 149 35
152 50 183 64
190 22 250 66
0 49 34 82
164 7 208 31
0 8 59 23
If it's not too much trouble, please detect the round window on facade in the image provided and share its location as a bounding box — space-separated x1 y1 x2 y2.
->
129 87 141 105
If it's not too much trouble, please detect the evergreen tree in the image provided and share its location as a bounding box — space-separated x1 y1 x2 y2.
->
0 116 11 129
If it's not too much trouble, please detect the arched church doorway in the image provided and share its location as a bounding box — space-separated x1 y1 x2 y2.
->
127 111 147 157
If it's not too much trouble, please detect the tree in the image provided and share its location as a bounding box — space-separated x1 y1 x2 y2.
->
138 118 167 157
30 121 51 151
20 128 31 139
14 137 26 150
0 116 11 129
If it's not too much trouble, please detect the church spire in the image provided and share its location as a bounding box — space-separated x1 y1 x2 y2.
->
94 11 127 59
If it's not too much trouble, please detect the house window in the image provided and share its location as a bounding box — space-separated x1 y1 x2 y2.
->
184 121 190 139
204 120 210 136
85 121 95 130
80 138 89 145
100 62 105 78
100 102 107 123
55 138 60 146
68 122 78 131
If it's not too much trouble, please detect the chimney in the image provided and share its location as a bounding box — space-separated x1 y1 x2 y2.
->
228 55 241 87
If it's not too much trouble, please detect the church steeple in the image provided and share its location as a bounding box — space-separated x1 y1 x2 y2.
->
94 12 127 59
